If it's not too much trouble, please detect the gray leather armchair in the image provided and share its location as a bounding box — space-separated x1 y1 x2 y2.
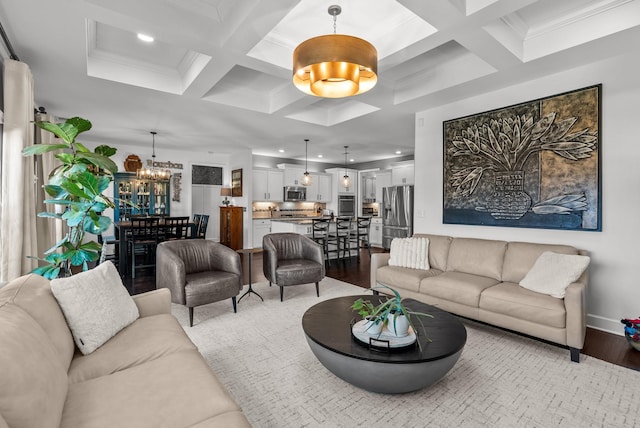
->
262 233 326 302
156 239 242 326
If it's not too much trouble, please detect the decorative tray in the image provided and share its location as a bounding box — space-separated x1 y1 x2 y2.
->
351 320 417 351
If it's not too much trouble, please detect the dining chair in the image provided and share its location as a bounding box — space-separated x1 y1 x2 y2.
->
98 233 119 267
162 216 190 240
129 217 160 279
197 214 210 239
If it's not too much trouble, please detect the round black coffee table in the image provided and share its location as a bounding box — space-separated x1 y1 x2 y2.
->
302 295 466 393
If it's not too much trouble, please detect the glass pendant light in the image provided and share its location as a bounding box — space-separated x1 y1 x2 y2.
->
342 145 351 188
302 139 313 186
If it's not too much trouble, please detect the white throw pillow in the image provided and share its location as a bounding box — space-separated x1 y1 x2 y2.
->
51 261 139 355
519 251 590 298
388 237 430 270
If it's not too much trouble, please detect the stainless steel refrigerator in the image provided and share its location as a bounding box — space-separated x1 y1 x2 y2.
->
382 185 414 249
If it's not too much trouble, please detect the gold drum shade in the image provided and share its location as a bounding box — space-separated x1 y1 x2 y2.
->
293 34 378 98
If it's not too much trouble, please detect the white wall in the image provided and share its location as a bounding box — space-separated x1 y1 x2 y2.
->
414 50 640 335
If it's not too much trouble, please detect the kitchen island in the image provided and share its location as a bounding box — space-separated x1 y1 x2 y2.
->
270 218 317 236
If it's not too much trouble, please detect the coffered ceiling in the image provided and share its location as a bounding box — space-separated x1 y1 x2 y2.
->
1 0 639 164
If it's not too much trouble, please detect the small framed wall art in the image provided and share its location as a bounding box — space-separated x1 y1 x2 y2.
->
231 168 243 197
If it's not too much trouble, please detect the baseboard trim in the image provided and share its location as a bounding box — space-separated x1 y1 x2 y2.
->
587 314 623 336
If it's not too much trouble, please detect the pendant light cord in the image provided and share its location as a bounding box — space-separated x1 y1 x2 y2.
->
305 139 309 172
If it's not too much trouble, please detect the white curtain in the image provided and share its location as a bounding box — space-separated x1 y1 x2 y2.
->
0 60 37 282
34 112 65 257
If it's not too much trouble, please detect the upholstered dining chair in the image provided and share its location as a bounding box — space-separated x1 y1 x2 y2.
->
156 239 242 326
262 233 325 302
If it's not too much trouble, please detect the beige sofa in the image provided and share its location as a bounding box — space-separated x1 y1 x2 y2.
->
371 234 589 362
0 274 251 428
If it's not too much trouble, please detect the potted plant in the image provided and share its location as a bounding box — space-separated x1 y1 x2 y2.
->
22 117 118 279
351 297 384 334
351 283 434 339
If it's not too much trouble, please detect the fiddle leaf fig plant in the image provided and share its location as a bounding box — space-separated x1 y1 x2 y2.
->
22 117 118 279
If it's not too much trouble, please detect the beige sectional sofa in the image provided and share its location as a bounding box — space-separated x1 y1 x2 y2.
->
0 274 250 428
371 234 589 362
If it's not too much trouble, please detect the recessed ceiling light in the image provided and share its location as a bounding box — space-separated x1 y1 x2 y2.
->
395 150 402 154
137 33 154 43
317 154 323 158
278 149 285 153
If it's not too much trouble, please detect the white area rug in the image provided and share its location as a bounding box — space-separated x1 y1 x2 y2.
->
171 278 640 428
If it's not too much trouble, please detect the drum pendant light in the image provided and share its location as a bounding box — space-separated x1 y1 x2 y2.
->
293 5 377 98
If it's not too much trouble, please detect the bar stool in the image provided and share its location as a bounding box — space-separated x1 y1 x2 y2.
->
328 216 353 262
311 218 331 267
349 216 372 262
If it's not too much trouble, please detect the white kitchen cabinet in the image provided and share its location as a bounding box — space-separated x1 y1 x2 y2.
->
370 217 383 247
252 219 271 248
282 166 306 186
375 171 392 203
391 161 415 185
362 175 376 201
270 220 312 236
307 173 332 202
325 167 358 195
252 169 283 201
293 223 313 236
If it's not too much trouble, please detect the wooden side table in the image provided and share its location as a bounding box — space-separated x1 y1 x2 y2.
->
236 248 264 302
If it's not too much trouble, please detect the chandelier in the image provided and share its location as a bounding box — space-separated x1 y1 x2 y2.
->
342 146 351 188
137 131 170 181
292 5 377 98
301 139 313 186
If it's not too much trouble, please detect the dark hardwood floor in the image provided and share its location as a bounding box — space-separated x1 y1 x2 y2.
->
125 246 640 371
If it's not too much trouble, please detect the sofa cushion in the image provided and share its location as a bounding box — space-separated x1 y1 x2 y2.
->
0 274 74 370
479 282 567 328
68 314 197 384
0 303 68 428
420 271 500 307
376 265 443 293
389 237 429 270
502 241 580 283
519 251 590 298
414 234 452 271
61 350 247 428
446 238 507 281
51 261 139 355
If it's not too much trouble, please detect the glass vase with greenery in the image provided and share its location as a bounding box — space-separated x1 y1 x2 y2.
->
22 117 118 279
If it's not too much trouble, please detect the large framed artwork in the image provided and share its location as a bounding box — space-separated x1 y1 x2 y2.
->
443 84 601 231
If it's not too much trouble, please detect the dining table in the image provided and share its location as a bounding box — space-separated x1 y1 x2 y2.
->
114 219 198 277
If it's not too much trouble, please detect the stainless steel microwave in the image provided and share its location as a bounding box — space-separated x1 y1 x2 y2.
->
284 186 306 202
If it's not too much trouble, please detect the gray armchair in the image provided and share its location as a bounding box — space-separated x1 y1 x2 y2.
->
156 239 242 326
262 233 326 302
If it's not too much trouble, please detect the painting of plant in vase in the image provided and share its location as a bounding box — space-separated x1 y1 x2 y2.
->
443 84 600 231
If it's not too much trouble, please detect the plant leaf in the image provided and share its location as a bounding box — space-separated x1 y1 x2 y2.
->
22 143 69 156
77 152 118 174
